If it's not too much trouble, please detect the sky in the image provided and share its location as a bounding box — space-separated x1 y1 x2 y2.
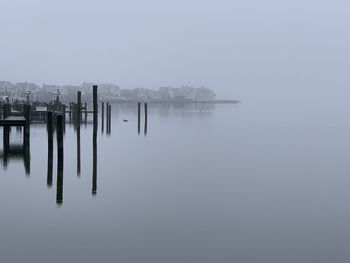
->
0 0 349 100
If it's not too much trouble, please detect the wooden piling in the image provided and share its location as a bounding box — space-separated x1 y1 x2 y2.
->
47 111 53 187
84 102 88 124
138 102 141 134
77 91 82 126
69 103 72 122
106 102 109 133
23 104 31 148
108 104 112 134
144 102 148 135
101 102 105 133
93 85 98 133
56 114 64 206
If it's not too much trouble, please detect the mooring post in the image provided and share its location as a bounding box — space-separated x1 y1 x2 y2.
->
56 114 64 206
84 102 87 124
93 85 98 132
138 102 141 134
108 104 112 134
47 111 53 187
69 103 72 122
62 104 66 133
23 104 31 148
144 102 148 135
72 103 76 126
77 91 82 126
101 101 105 133
106 103 109 134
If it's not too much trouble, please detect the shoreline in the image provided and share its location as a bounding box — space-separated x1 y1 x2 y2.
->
102 99 241 104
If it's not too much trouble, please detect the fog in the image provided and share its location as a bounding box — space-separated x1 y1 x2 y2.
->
0 0 349 101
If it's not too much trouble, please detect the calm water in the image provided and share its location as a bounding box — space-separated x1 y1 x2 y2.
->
1 101 350 263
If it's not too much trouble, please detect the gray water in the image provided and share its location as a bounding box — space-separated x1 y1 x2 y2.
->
1 101 350 263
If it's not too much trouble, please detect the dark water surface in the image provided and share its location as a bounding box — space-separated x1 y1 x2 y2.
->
1 101 350 263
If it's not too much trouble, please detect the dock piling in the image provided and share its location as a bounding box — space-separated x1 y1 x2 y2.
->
56 114 64 206
144 103 148 135
138 102 141 134
47 111 53 187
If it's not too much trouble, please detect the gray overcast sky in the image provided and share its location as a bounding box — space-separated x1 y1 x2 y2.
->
0 0 349 100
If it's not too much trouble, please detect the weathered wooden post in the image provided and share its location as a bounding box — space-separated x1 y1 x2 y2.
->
108 104 112 134
2 103 10 150
138 102 141 134
106 102 109 133
144 102 148 135
93 85 98 132
77 91 82 126
47 111 53 187
69 103 72 123
3 126 10 161
23 104 31 148
84 102 88 124
56 114 64 206
62 104 66 133
101 101 105 133
72 103 76 126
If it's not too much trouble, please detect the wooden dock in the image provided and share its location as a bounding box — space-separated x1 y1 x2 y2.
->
0 116 26 127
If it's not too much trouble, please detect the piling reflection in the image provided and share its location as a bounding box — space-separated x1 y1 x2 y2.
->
0 144 31 175
92 131 97 195
92 85 98 195
1 127 31 176
76 121 81 176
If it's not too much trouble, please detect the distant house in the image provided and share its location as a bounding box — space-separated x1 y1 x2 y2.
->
195 87 216 101
158 87 175 100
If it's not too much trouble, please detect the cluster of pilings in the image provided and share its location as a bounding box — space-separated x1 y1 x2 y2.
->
1 85 152 206
0 103 31 175
45 85 100 206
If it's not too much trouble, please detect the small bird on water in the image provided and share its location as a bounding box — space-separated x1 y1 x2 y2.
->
123 119 128 122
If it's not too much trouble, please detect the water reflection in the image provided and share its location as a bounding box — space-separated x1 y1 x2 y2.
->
92 131 97 195
76 121 81 176
0 102 219 206
1 127 31 176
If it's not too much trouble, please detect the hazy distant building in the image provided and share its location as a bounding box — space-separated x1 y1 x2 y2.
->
0 80 217 102
194 87 216 101
158 87 175 100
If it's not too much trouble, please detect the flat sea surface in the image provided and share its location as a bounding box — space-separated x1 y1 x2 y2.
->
1 100 350 263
